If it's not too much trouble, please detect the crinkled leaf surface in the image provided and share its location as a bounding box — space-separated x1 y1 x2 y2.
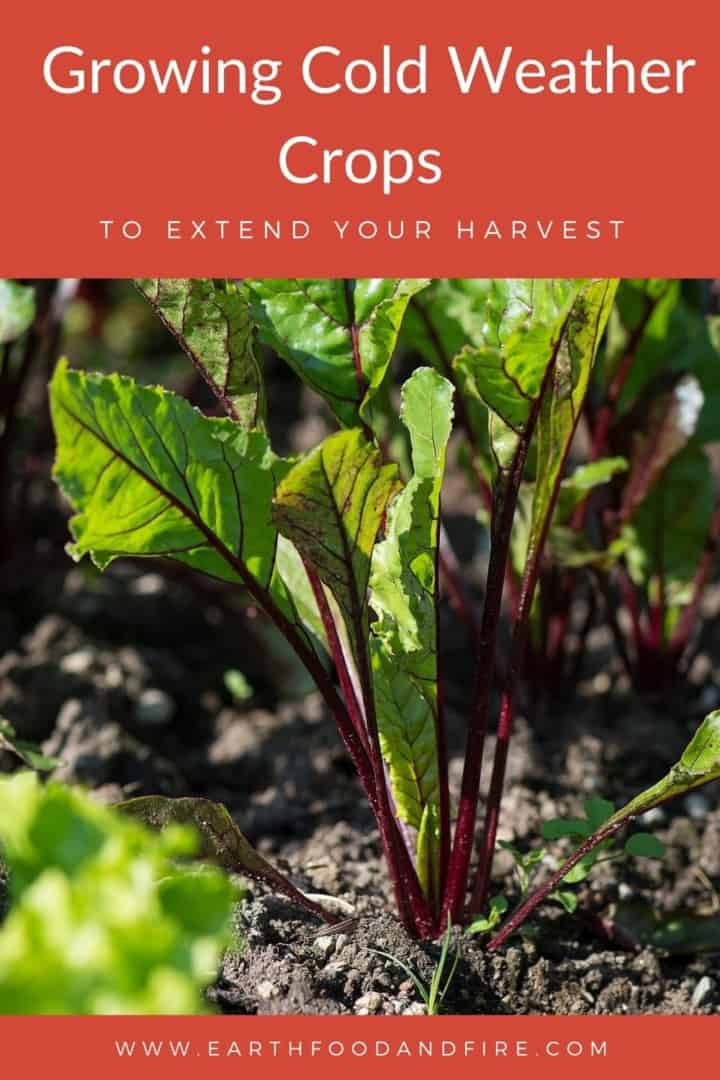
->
402 279 497 370
246 278 428 426
452 279 584 470
135 278 265 429
526 280 619 560
51 360 277 582
50 361 323 665
0 280 35 344
369 368 454 897
272 428 400 660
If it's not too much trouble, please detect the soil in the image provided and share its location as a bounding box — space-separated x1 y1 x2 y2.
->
2 545 720 1016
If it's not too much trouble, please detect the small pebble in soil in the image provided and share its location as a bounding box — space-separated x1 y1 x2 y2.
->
255 980 280 1002
354 991 383 1015
134 688 175 727
639 807 666 827
313 936 336 961
691 976 714 1009
59 648 96 675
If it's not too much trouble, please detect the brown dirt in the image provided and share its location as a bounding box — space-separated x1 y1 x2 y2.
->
2 553 720 1015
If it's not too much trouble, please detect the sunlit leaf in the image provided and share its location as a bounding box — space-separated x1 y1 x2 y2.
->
50 360 322 666
246 278 428 427
135 279 265 429
369 368 454 897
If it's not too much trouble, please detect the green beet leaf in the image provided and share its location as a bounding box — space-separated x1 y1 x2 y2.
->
526 280 619 564
617 373 704 523
246 278 428 427
49 360 324 668
452 279 584 471
51 360 278 582
135 278 265 429
605 711 720 826
272 427 400 663
624 444 714 627
606 279 720 443
369 368 454 899
117 795 333 921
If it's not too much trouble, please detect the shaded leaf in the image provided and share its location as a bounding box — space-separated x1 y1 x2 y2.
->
613 900 720 955
541 818 592 840
117 795 335 922
624 444 714 620
272 428 399 663
624 833 666 859
562 849 601 884
549 889 578 914
135 279 265 429
498 841 546 896
584 797 615 830
606 279 720 443
0 717 61 772
0 280 35 344
548 527 628 571
246 278 428 426
618 373 704 522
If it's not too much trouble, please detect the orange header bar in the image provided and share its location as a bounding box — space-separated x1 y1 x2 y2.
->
0 1015 713 1079
2 0 718 276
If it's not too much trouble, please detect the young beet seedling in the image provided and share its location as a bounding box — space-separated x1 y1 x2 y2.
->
49 278 720 942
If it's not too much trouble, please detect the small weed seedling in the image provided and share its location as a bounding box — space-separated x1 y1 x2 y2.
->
43 278 720 943
468 798 668 940
369 920 461 1015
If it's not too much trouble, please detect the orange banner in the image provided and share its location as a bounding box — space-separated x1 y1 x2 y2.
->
1 1015 715 1078
2 0 718 275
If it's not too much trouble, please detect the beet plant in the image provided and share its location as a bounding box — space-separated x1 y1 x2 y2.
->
403 279 720 696
49 278 720 941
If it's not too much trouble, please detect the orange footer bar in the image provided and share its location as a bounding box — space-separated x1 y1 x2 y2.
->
1 1015 714 1079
